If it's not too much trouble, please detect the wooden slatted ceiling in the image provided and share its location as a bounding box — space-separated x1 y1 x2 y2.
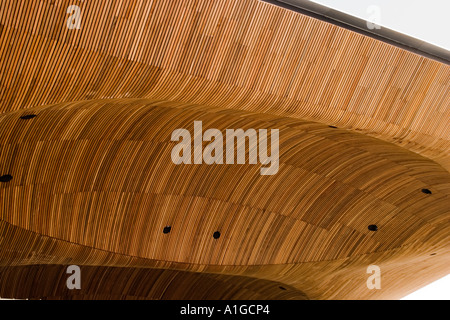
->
0 216 448 300
0 265 309 300
0 99 449 300
0 0 448 170
0 0 449 300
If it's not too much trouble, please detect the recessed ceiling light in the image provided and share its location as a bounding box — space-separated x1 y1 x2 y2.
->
0 175 13 183
20 114 37 120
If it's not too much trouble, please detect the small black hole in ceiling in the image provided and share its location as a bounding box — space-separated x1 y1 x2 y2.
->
329 125 337 128
430 253 436 256
20 114 37 120
163 226 171 234
279 286 286 290
0 175 13 183
368 225 378 232
421 188 432 194
213 231 221 239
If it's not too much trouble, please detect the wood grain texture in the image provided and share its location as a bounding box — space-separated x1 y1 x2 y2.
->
0 264 308 300
0 0 449 299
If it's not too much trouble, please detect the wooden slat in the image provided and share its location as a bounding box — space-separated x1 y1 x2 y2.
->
0 0 449 300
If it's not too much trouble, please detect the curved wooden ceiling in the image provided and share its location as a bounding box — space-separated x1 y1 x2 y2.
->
0 0 449 299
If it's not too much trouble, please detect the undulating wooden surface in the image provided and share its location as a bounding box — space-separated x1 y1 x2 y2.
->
1 0 449 169
0 264 308 300
0 99 449 299
0 0 449 299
